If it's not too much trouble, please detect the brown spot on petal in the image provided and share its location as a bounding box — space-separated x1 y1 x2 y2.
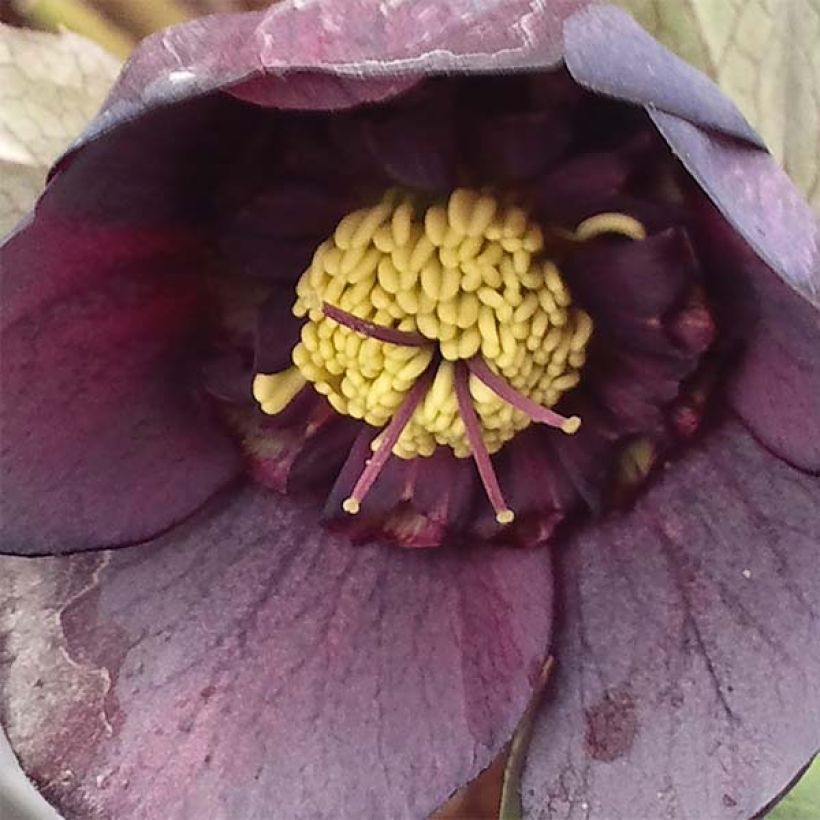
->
584 688 637 762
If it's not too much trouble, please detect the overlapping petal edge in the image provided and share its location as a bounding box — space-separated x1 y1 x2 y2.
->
0 2 818 820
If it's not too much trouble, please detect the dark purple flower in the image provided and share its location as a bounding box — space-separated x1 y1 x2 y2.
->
1 2 818 818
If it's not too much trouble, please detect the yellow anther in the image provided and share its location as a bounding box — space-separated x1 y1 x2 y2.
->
371 284 391 310
519 268 542 290
392 243 412 273
324 246 343 277
523 225 544 252
417 290 437 314
309 240 332 287
395 269 417 297
345 279 374 310
467 195 498 237
499 324 517 358
575 212 647 242
438 321 457 342
442 226 463 249
377 256 401 294
396 289 419 314
373 224 394 254
425 205 448 246
617 437 656 488
440 339 460 361
543 261 564 294
502 207 528 237
334 209 368 249
439 266 462 302
458 327 482 359
324 275 346 304
477 241 503 267
420 259 442 300
448 189 477 236
274 189 595 462
570 311 594 351
461 263 484 293
496 509 515 525
458 236 485 262
416 312 439 339
350 202 392 248
392 201 414 246
477 286 505 310
456 292 480 329
513 292 539 323
512 321 529 341
253 368 307 415
428 361 455 410
347 247 381 283
439 246 460 268
481 265 503 289
538 288 557 313
513 249 531 276
398 348 434 381
409 235 437 274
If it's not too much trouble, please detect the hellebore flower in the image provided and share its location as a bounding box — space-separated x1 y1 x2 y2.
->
1 2 819 818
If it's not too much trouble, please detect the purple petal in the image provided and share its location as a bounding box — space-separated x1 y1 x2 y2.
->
566 229 700 353
475 111 571 182
522 420 820 819
254 296 302 374
363 110 457 191
61 0 587 167
727 259 820 472
531 151 633 225
645 114 820 470
0 207 240 556
249 0 581 75
649 110 820 304
0 489 553 819
228 72 419 111
563 6 763 146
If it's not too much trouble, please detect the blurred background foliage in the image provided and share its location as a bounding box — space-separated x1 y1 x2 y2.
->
1 0 271 57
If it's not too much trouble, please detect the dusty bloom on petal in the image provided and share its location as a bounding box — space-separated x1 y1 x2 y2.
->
1 2 818 819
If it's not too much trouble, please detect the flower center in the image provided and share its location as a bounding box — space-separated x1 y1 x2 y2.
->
253 188 602 524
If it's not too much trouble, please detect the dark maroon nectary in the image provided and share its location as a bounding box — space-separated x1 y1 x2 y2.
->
1 3 818 819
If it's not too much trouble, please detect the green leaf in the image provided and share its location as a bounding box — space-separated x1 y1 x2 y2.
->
498 658 554 820
768 757 820 820
614 0 820 209
0 23 121 237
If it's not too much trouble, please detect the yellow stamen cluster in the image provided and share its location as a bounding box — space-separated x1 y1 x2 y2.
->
257 189 593 459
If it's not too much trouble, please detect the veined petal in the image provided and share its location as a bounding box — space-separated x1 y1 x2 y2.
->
0 488 553 820
563 5 763 146
522 420 820 820
650 111 820 305
51 0 589 170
